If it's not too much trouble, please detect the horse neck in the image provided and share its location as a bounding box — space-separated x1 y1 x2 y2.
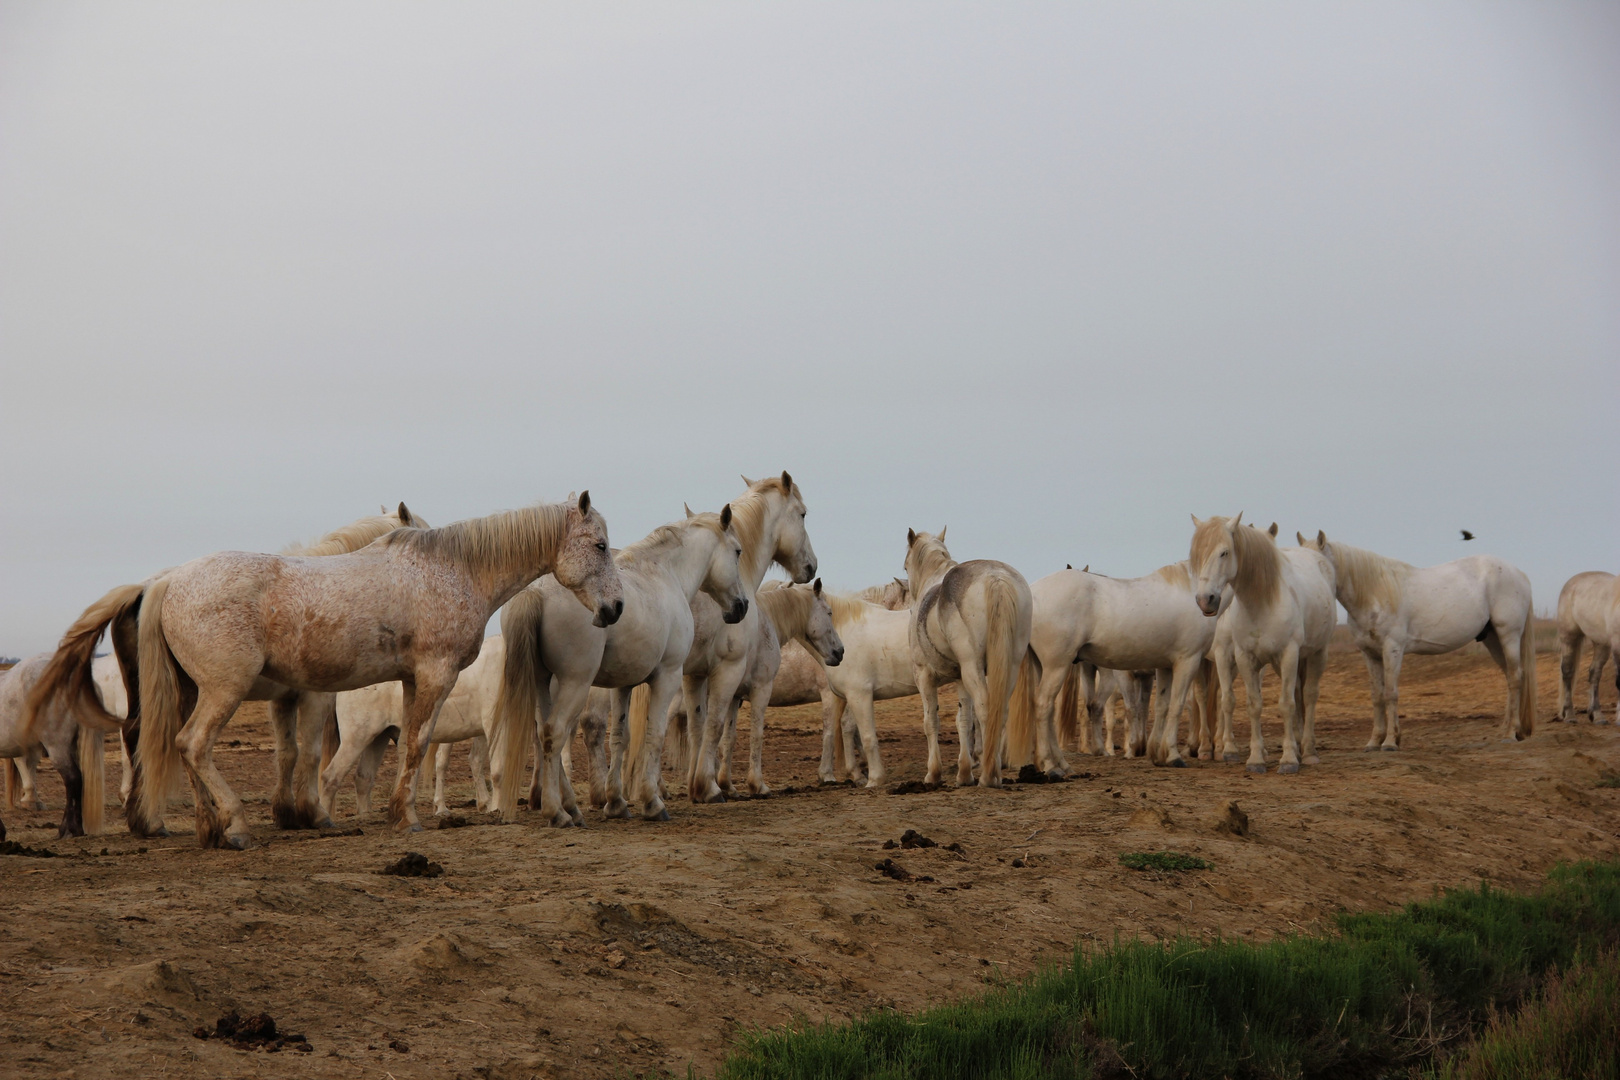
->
758 586 814 643
910 546 956 596
730 491 786 592
288 514 407 557
1230 525 1283 613
644 524 722 602
416 504 570 608
1330 542 1406 615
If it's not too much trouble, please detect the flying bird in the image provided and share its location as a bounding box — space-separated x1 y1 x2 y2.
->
1460 530 1475 541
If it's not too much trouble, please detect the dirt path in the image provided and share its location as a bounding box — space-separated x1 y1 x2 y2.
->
3 647 1618 1079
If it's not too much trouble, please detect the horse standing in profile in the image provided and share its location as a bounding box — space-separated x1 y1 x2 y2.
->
23 505 429 837
904 529 1032 788
2 654 108 838
704 578 843 796
1024 561 1223 770
128 493 621 847
1555 570 1618 724
1299 531 1537 747
1189 515 1336 773
495 507 749 826
676 474 819 804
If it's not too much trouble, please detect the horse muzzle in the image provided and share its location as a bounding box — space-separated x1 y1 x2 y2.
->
824 646 844 667
595 598 624 627
1196 594 1220 617
794 561 817 584
723 597 749 624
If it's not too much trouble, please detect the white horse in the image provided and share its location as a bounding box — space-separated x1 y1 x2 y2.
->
320 635 505 820
1189 515 1337 773
1556 570 1618 724
1024 562 1222 771
25 505 429 837
699 578 844 796
676 474 819 804
496 506 750 826
904 529 1032 788
129 494 621 847
1081 666 1155 758
2 654 108 838
1299 531 1537 747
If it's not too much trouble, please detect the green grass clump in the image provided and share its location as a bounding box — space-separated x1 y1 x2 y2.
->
1595 775 1620 789
1118 851 1212 872
1433 950 1620 1080
711 860 1620 1080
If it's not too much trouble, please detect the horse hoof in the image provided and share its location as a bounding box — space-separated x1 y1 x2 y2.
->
1382 745 1400 753
1279 763 1300 775
1223 753 1244 764
1167 759 1188 769
704 792 727 805
1303 756 1320 766
223 834 250 850
1245 764 1267 774
314 817 337 831
646 808 672 822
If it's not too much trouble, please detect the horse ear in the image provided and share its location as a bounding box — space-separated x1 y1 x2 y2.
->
894 577 906 590
719 504 732 529
907 528 917 548
780 470 793 492
938 526 946 543
381 504 388 515
813 577 822 596
398 502 414 526
1317 530 1327 548
577 490 591 516
684 502 695 520
1297 531 1307 546
1267 522 1278 538
1191 514 1202 528
740 474 755 487
1067 564 1072 570
1082 564 1089 573
1232 511 1244 528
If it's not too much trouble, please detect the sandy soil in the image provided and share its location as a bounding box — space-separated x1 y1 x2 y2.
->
3 645 1618 1079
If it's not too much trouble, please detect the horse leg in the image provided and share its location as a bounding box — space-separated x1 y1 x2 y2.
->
54 730 86 838
680 676 706 797
17 747 43 810
716 696 741 797
745 685 773 796
1215 648 1241 762
1480 623 1527 741
841 697 870 785
1155 664 1195 768
580 706 610 810
913 670 943 786
956 661 1003 788
1276 644 1303 774
692 666 743 804
1129 673 1153 760
175 685 255 849
351 733 390 821
118 729 135 808
1379 643 1405 750
1033 664 1071 778
430 741 453 816
1300 650 1326 765
818 691 842 783
268 692 301 829
1557 631 1581 722
956 696 979 784
1077 664 1100 756
1193 663 1215 761
537 679 591 828
630 670 683 821
320 722 378 823
598 687 633 819
386 674 456 833
1588 642 1611 724
1235 653 1266 773
292 692 337 829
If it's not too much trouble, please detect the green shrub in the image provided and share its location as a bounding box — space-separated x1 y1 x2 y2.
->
1118 851 1212 872
1434 950 1620 1080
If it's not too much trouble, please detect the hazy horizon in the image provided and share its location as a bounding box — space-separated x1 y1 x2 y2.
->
3 2 1617 657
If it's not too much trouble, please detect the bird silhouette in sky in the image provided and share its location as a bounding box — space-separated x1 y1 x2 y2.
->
1460 530 1475 541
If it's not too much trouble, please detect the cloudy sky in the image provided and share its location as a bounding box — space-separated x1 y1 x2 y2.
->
2 2 1617 656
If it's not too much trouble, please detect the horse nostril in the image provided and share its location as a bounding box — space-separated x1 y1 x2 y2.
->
614 599 624 617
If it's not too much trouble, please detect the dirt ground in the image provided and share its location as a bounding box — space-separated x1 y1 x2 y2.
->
3 644 1619 1079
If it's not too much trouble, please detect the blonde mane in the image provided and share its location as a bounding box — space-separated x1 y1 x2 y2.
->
1153 562 1191 589
755 582 817 641
1192 516 1281 609
826 593 874 628
616 513 726 568
387 503 571 590
907 532 956 591
285 511 424 557
1326 539 1409 611
727 475 801 584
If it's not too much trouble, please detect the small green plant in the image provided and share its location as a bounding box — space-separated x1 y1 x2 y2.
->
1120 851 1212 872
1596 775 1620 789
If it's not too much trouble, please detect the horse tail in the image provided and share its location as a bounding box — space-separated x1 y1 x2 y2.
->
494 591 543 821
981 576 1020 779
134 576 182 828
23 583 145 742
1006 650 1037 768
3 757 19 810
1057 662 1080 747
78 726 105 835
1519 602 1537 737
625 683 652 763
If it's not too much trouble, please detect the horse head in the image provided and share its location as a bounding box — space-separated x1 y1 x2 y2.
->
556 491 624 627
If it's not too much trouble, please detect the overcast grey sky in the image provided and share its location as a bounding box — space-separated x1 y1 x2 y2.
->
2 2 1617 656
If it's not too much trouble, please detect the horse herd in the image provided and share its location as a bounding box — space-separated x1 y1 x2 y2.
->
3 473 1616 849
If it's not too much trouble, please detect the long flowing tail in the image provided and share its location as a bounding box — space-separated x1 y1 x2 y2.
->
1057 662 1080 747
78 727 105 835
981 576 1020 781
134 576 182 828
623 683 653 789
23 584 145 741
1005 650 1037 768
1519 603 1537 737
493 590 543 821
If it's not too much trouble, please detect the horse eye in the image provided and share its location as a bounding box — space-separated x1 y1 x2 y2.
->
595 542 607 551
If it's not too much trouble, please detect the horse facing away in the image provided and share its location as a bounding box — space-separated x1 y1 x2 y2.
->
2 655 107 838
674 473 819 805
23 504 430 837
1025 561 1221 771
1191 515 1336 774
905 529 1032 788
1556 571 1618 724
1300 531 1537 747
134 493 621 847
494 506 749 826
